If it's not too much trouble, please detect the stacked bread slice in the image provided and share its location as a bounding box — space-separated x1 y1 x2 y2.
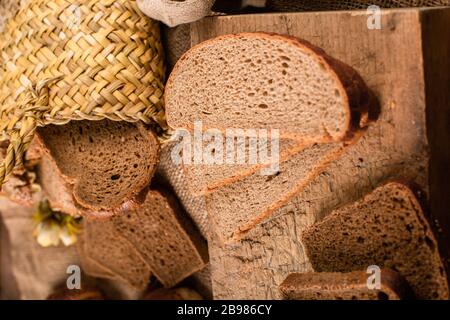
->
81 218 152 289
165 32 377 243
36 119 161 217
112 188 209 288
77 187 208 289
280 270 413 300
301 181 449 300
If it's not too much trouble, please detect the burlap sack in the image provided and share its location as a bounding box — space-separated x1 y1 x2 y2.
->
137 0 215 27
162 23 191 72
157 141 210 239
0 198 80 299
267 0 450 11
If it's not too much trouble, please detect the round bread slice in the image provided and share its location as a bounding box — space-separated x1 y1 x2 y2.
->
165 32 374 143
302 181 449 300
36 120 160 212
280 269 414 300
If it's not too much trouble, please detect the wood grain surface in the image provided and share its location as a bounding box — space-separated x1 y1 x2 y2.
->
178 7 450 299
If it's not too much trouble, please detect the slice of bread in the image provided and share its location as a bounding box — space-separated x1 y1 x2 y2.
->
76 228 120 281
205 140 354 243
165 32 373 142
280 270 413 300
112 187 209 288
37 154 80 217
181 134 304 196
36 120 160 212
302 181 449 300
84 218 152 290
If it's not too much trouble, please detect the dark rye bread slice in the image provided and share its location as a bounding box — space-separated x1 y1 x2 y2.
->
84 218 152 290
165 32 374 142
181 134 303 196
206 138 359 243
47 285 104 300
113 187 209 288
302 181 449 300
37 153 80 216
280 270 413 300
76 229 120 281
36 120 160 212
37 151 149 219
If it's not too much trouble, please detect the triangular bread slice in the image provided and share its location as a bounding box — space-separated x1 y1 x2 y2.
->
205 138 357 243
178 133 303 195
36 120 160 212
112 187 209 288
84 217 152 290
76 228 120 281
302 181 449 300
165 32 373 142
280 270 413 300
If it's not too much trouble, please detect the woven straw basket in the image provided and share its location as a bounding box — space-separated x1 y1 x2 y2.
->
0 0 166 186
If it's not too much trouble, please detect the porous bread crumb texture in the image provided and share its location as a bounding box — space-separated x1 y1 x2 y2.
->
142 287 203 300
166 33 350 141
84 218 151 289
76 229 119 281
183 136 302 195
37 154 79 216
37 120 159 210
302 182 449 300
113 188 208 288
280 270 409 300
206 142 343 243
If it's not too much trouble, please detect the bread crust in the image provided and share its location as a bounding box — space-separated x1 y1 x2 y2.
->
301 180 450 300
35 122 160 218
207 130 365 244
165 32 378 142
183 139 308 196
280 269 414 300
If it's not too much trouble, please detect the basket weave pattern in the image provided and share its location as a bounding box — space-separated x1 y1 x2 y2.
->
0 0 166 185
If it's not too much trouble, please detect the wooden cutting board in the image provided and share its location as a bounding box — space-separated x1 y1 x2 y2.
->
178 7 450 299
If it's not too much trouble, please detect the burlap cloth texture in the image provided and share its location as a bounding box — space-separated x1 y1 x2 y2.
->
137 0 215 27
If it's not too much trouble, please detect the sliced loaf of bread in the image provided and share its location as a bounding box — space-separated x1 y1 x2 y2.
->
113 187 209 288
206 139 355 243
77 228 120 281
165 32 373 142
180 134 304 196
37 153 80 217
36 120 160 212
280 270 413 300
84 217 152 290
302 181 449 300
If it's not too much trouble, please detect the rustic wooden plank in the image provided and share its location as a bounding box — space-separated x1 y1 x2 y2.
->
183 7 450 299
